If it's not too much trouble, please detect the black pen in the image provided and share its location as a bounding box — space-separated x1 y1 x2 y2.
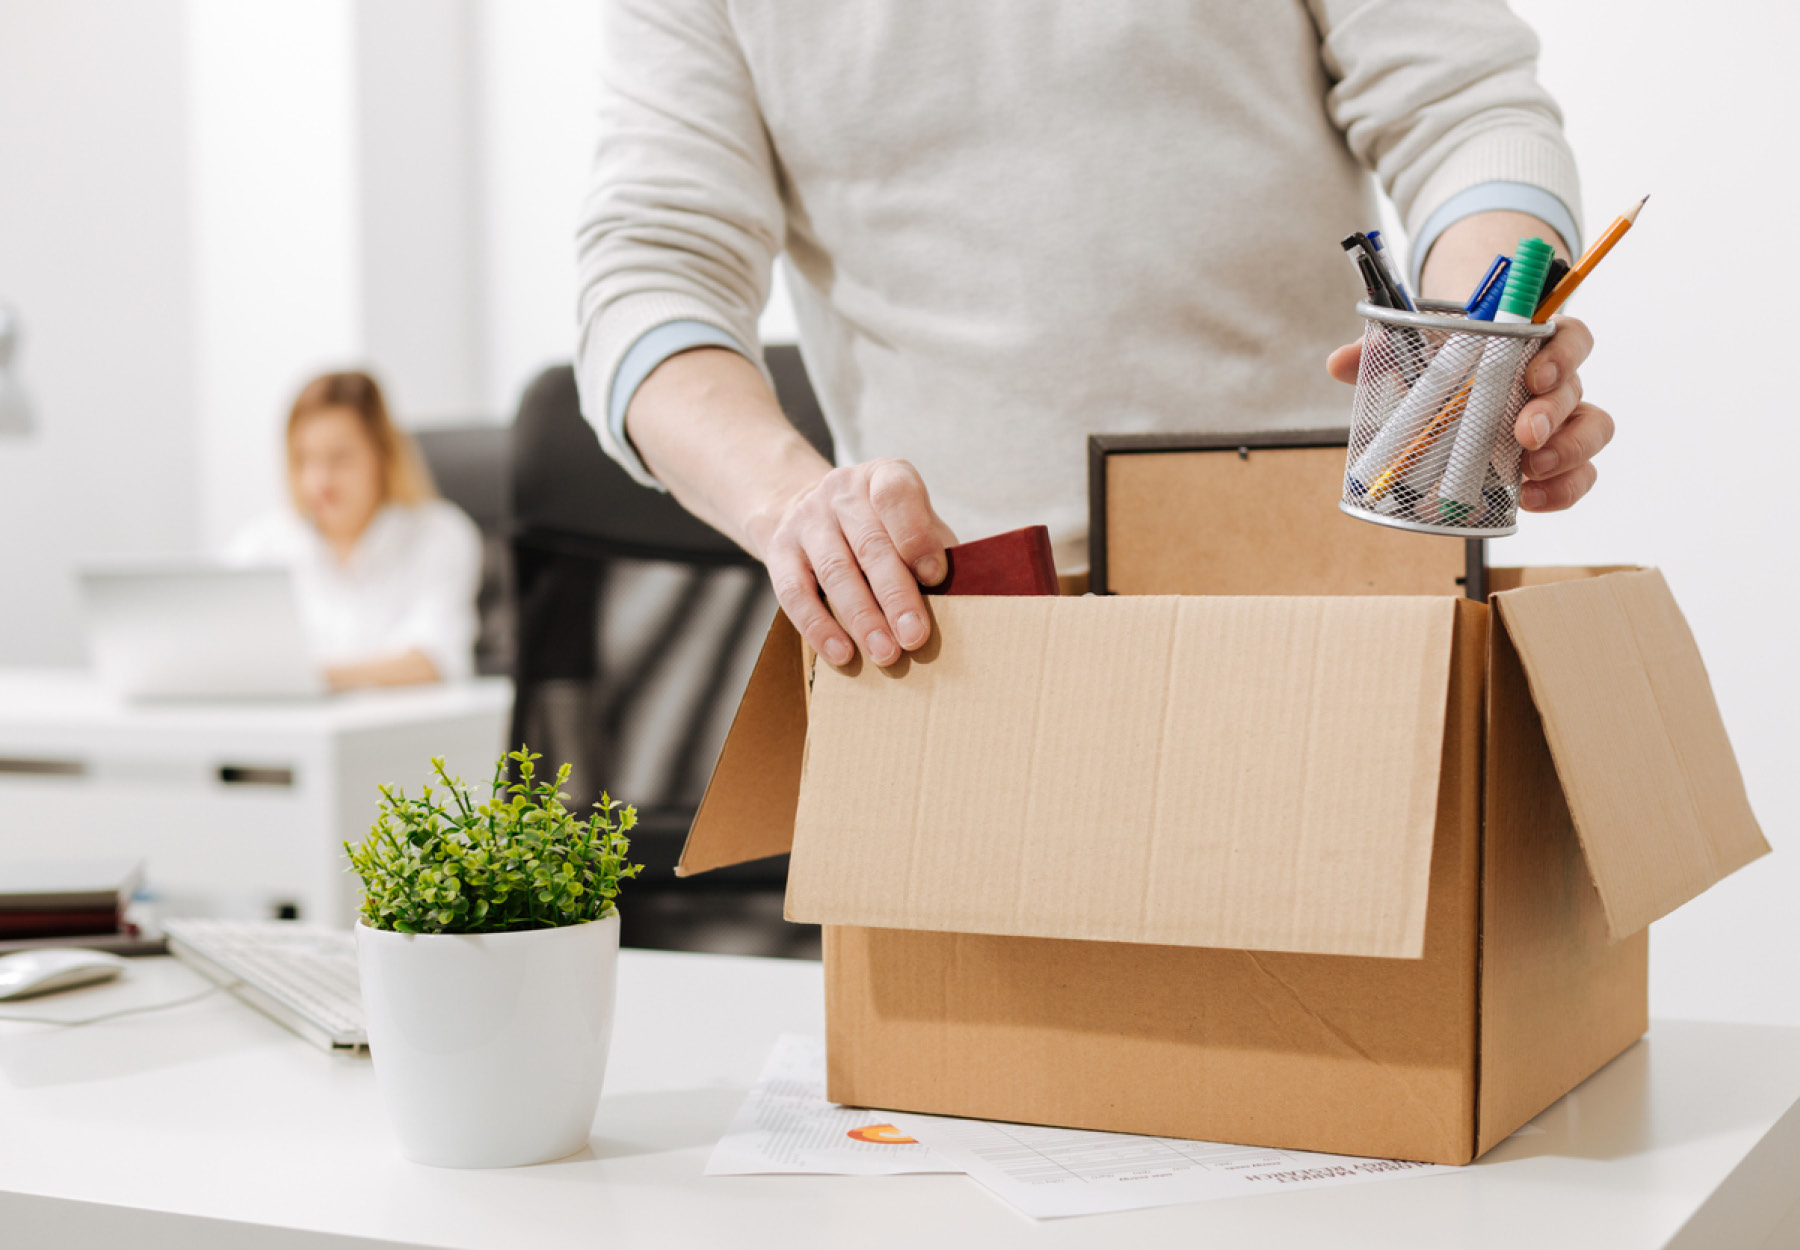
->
1342 233 1405 310
1355 253 1394 307
1535 258 1571 315
1367 230 1417 311
1344 233 1425 383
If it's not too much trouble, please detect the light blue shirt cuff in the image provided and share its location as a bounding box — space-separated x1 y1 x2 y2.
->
1410 181 1583 292
608 321 751 488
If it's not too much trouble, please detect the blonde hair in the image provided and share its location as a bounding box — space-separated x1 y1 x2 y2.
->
285 370 436 510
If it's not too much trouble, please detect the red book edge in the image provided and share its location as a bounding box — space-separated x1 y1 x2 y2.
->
0 908 125 939
923 525 1060 597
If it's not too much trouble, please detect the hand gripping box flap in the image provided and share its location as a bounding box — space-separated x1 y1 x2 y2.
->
678 612 808 876
784 594 1461 959
1492 568 1769 939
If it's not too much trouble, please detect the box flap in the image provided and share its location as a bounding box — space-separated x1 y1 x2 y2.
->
677 612 807 876
1493 569 1769 939
785 595 1460 958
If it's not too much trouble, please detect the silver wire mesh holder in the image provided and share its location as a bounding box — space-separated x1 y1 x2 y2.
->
1341 299 1556 539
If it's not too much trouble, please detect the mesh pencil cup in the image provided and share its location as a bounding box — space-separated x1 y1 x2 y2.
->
1341 299 1556 538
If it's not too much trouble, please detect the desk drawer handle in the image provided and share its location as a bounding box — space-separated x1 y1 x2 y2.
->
0 757 85 777
217 765 295 788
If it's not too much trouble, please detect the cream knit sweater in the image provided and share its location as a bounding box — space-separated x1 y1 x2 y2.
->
576 0 1581 570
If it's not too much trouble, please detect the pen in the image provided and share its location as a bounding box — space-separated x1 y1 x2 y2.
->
1439 237 1556 519
1348 332 1483 493
1534 257 1571 316
1533 195 1649 322
1343 232 1428 390
1367 230 1417 311
1465 255 1510 320
1367 376 1473 500
1354 252 1393 307
1342 233 1404 310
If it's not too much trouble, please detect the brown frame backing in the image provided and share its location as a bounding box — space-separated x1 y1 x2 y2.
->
1087 430 1486 600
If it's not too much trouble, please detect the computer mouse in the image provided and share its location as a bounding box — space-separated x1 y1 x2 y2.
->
0 948 128 1001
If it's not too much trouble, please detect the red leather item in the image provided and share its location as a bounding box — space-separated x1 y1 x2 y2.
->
924 525 1060 597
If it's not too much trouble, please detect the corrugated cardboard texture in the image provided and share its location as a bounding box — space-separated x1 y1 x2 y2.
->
677 612 807 876
1104 446 1468 595
823 601 1486 1165
1487 565 1638 594
788 595 1457 959
1477 608 1648 1153
1495 569 1769 939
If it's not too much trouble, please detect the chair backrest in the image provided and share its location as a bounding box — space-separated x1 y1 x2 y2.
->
507 346 832 880
510 345 831 560
413 425 514 676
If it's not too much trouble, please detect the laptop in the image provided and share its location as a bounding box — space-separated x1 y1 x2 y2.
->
77 562 326 700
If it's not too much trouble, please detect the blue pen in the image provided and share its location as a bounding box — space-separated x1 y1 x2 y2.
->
1367 230 1417 312
1465 255 1510 321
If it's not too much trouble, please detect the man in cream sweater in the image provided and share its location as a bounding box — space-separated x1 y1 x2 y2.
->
576 1 1610 669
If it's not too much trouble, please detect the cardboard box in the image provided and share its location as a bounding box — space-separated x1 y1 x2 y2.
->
679 569 1768 1164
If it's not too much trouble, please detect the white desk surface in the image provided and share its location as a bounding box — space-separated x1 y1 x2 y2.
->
0 668 512 736
1 950 1796 1250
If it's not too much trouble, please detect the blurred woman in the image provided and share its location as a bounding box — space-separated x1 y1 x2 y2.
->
228 370 481 690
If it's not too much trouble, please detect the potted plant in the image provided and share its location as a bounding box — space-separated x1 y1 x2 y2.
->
345 748 640 1168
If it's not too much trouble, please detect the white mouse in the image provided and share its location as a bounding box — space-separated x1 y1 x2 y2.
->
0 948 128 1001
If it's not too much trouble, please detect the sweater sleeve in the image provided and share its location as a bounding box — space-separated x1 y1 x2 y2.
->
1307 0 1582 262
574 0 783 488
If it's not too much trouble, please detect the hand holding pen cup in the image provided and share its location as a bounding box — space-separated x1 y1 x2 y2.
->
1327 198 1644 520
1328 202 1645 530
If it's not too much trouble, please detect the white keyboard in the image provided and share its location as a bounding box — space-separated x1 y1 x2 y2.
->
162 918 367 1054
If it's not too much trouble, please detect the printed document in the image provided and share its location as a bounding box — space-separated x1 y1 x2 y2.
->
887 1111 1451 1219
705 1035 955 1176
709 1035 1452 1217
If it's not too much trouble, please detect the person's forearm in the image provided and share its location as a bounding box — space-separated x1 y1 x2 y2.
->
624 347 831 561
325 649 439 691
1419 210 1572 306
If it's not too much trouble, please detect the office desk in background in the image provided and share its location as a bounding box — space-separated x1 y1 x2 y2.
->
1 951 1796 1250
0 669 512 925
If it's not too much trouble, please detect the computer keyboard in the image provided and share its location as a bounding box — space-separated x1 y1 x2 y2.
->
162 918 367 1054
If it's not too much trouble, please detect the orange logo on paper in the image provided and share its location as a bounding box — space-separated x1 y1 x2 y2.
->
846 1124 917 1145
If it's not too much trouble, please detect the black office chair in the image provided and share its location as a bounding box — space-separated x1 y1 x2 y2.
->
507 346 831 958
413 426 515 677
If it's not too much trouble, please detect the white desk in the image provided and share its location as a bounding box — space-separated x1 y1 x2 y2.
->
0 670 512 925
1 950 1796 1250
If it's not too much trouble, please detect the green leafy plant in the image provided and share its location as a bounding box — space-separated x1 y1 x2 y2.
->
345 748 640 934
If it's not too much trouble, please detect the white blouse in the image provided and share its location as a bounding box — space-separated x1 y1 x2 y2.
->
226 501 483 682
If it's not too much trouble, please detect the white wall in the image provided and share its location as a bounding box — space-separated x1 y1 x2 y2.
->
471 0 796 424
1501 0 1799 1026
357 0 487 426
0 1 200 664
470 0 603 421
185 0 363 551
187 0 492 549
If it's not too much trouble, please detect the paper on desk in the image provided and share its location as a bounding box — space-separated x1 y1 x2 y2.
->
886 1112 1452 1220
705 1035 957 1176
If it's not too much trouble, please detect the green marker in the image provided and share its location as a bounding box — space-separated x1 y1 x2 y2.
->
1438 238 1555 522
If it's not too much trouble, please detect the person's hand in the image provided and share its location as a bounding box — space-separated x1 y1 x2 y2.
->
753 458 958 668
1325 315 1614 512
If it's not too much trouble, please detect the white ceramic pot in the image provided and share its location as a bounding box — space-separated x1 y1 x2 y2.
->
354 913 619 1168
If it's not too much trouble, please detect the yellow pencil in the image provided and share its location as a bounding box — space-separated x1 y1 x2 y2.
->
1532 195 1649 323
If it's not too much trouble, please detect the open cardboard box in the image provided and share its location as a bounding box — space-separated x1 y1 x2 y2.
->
679 567 1768 1164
